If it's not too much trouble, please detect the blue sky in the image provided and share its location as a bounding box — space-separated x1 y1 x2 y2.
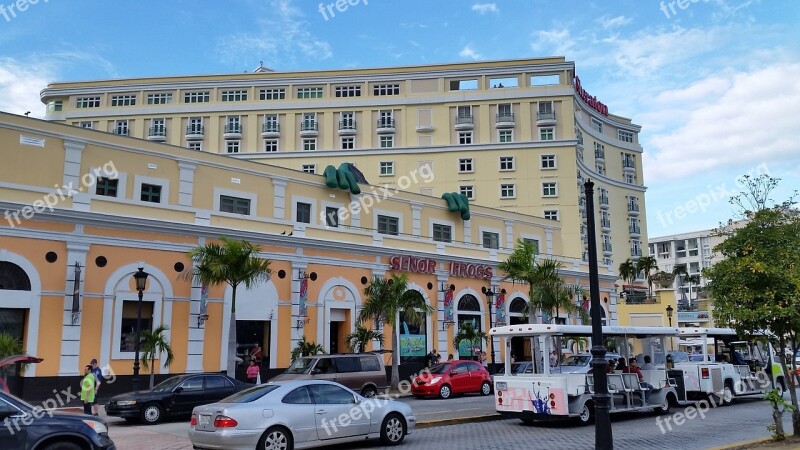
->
1 0 798 238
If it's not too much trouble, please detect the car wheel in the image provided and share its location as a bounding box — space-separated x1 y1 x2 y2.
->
439 384 452 399
41 442 82 450
722 382 735 406
480 381 492 396
361 386 378 398
656 395 672 415
258 426 293 450
140 402 163 425
577 401 594 425
380 413 407 445
775 378 786 397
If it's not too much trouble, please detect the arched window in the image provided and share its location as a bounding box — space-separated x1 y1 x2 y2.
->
0 262 31 291
457 294 480 312
509 297 527 314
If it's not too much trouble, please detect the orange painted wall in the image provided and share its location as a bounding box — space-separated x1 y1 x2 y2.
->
203 301 224 372
276 304 292 368
78 297 104 370
35 296 65 376
169 301 189 374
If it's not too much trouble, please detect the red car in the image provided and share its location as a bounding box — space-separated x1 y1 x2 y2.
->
411 360 492 399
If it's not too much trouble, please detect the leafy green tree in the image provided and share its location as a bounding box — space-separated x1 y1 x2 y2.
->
705 174 800 438
346 326 384 353
185 236 272 378
636 255 658 299
0 333 25 381
291 336 325 361
139 325 174 389
358 274 433 388
453 322 488 360
618 259 639 298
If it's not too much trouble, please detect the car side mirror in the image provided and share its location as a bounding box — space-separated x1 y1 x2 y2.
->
173 386 184 393
311 368 321 375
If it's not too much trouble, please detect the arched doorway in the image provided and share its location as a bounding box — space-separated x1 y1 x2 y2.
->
507 297 530 362
0 262 31 341
456 294 482 359
398 290 428 366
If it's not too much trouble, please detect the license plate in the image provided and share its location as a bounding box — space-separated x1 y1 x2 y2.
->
199 415 210 425
496 382 507 391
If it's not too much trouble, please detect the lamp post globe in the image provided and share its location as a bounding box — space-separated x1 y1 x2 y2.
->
132 267 149 392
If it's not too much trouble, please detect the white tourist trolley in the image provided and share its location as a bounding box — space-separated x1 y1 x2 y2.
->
490 324 683 425
675 327 786 404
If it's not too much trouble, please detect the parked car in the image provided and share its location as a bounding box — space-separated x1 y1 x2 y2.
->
0 389 115 450
411 360 492 399
106 373 248 425
271 353 389 398
189 380 415 450
491 361 534 383
558 353 621 373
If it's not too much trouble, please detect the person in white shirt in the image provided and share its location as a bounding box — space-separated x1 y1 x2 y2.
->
641 355 656 370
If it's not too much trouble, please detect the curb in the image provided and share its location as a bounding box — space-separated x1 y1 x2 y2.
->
416 413 504 429
708 436 793 450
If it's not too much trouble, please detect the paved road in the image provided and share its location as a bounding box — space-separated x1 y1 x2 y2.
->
107 396 793 450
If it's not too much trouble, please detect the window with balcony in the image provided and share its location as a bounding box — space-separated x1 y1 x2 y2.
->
263 115 279 132
629 218 640 234
619 130 634 143
264 139 278 152
600 211 610 228
226 141 240 153
657 242 671 257
188 117 204 135
149 118 166 137
339 111 355 131
380 161 394 176
379 136 394 148
335 85 361 97
378 110 394 128
688 238 699 256
541 154 556 169
113 120 129 136
76 96 100 108
341 137 354 149
220 195 250 215
622 153 636 169
95 178 118 197
497 103 513 121
456 106 473 125
460 185 474 200
184 91 210 103
500 184 516 199
627 196 640 212
482 231 500 249
458 131 473 145
631 240 642 257
221 90 248 102
301 164 316 174
146 93 172 105
599 188 609 206
602 234 612 252
458 158 473 173
537 101 555 121
625 173 636 184
111 94 136 106
542 182 558 197
596 163 605 175
594 142 605 159
296 202 312 223
140 183 162 203
225 116 242 134
544 210 559 220
259 88 286 100
499 156 515 171
373 84 400 96
433 224 452 243
377 215 399 236
303 139 317 151
297 87 323 99
540 127 554 140
499 130 513 143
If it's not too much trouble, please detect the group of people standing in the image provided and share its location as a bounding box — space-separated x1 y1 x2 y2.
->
79 358 103 416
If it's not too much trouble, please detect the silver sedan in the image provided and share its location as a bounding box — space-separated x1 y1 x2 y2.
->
189 379 415 450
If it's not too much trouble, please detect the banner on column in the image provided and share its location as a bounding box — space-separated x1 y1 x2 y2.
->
299 277 308 316
200 284 208 315
443 286 454 322
495 290 506 325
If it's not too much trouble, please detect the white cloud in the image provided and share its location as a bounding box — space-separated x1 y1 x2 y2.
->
530 27 575 57
0 58 52 118
459 45 483 61
471 3 499 15
215 0 332 67
597 15 632 29
643 63 800 182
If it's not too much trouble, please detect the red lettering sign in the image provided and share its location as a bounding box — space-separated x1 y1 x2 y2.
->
389 255 436 274
574 76 609 116
449 262 493 280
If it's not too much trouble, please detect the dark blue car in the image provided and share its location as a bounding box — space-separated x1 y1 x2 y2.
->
0 389 115 450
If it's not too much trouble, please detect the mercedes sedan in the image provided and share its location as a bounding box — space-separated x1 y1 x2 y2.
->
189 380 415 450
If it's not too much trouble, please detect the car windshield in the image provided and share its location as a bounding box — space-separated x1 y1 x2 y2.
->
285 358 315 374
429 363 450 374
561 356 591 366
219 384 280 403
151 376 186 392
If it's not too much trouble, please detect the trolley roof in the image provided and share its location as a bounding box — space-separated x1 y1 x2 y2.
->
678 327 738 338
489 324 679 338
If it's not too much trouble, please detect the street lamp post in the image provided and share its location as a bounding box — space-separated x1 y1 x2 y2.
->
666 305 674 327
132 267 149 392
585 179 613 449
481 286 496 373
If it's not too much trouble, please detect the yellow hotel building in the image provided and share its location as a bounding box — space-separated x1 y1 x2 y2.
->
40 57 649 269
0 112 618 397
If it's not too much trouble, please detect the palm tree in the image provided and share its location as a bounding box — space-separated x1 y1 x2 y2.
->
618 259 639 298
636 256 659 299
291 336 325 361
0 333 25 380
453 322 488 360
498 239 544 322
140 325 175 389
672 265 689 304
358 273 434 389
185 236 272 378
346 326 384 353
685 274 701 306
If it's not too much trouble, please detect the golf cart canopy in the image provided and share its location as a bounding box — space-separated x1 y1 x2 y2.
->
489 324 679 338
